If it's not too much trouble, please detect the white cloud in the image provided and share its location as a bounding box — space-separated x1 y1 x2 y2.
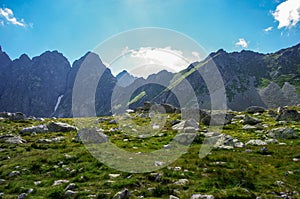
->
114 46 201 78
0 7 26 27
264 26 273 32
272 0 300 29
235 38 248 48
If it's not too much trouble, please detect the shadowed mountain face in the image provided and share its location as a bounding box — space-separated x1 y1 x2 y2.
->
0 43 299 117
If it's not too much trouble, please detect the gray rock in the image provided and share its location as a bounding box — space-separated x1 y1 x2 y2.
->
201 113 234 126
246 106 265 114
65 183 76 191
275 109 300 121
170 195 179 199
21 125 48 134
0 192 3 199
47 122 77 132
244 115 261 125
174 179 189 185
268 127 299 139
0 134 27 144
53 179 69 186
242 124 258 130
65 190 77 197
172 119 199 131
191 194 214 199
17 193 27 199
0 179 5 184
77 128 109 144
113 188 130 199
246 139 267 146
8 171 20 177
10 112 26 121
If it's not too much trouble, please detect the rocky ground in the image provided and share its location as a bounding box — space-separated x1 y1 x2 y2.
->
0 105 299 198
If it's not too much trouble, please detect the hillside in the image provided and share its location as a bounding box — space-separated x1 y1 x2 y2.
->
0 106 299 198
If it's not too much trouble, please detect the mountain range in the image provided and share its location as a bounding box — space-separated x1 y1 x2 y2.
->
0 43 299 117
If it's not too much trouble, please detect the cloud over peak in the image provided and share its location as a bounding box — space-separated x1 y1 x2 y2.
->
0 7 26 27
235 38 248 48
272 0 300 29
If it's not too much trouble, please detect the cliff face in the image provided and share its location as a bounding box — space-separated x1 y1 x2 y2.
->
0 49 70 117
0 43 299 117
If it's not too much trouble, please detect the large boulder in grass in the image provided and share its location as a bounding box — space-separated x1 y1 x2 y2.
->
275 109 300 122
47 122 77 132
0 112 26 120
21 124 49 134
268 127 299 139
246 106 266 114
243 115 261 125
0 134 27 144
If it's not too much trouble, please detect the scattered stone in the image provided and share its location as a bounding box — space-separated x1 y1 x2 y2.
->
76 128 109 144
34 181 41 186
112 189 130 199
242 124 258 130
65 190 77 197
172 119 199 131
174 167 181 171
243 115 261 125
191 194 214 199
47 122 77 132
170 119 181 126
109 174 121 178
53 179 69 186
268 127 299 139
0 179 5 184
9 112 26 121
275 180 285 186
108 119 117 124
265 139 278 144
0 134 27 144
246 106 265 114
276 109 300 121
154 161 164 167
246 139 267 146
8 170 20 177
28 189 34 194
21 125 48 134
38 136 64 143
174 179 189 185
293 158 299 162
0 193 3 198
184 127 197 133
65 183 76 191
170 195 179 199
205 133 244 149
201 113 234 126
17 193 27 199
148 173 162 182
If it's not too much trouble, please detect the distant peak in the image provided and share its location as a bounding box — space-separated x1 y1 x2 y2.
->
19 53 31 61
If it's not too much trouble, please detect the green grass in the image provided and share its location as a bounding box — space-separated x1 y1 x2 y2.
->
0 108 300 198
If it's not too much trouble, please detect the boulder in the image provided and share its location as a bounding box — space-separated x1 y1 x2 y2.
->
47 122 77 132
0 134 26 144
246 139 267 146
246 106 265 114
76 128 109 144
243 115 261 125
201 113 234 126
268 127 299 139
64 190 77 198
10 112 26 121
17 193 27 199
65 183 76 191
21 125 49 134
172 119 199 131
191 194 214 199
275 109 300 121
53 179 69 186
113 189 130 199
174 179 189 185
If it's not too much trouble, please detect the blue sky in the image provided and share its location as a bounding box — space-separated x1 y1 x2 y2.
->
0 0 300 64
